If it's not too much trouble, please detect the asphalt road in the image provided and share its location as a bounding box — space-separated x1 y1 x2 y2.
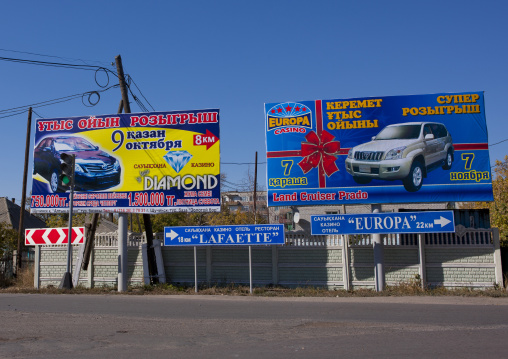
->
0 294 507 358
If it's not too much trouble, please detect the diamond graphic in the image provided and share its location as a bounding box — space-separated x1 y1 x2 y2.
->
163 150 193 173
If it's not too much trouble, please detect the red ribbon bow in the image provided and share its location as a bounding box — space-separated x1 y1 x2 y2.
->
298 130 340 177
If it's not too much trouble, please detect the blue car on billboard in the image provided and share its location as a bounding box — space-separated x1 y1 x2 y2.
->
33 136 121 192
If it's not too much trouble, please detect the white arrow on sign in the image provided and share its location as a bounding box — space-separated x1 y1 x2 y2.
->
165 229 178 241
434 216 451 227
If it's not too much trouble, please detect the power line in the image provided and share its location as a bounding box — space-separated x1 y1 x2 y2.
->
32 109 45 118
490 138 508 147
0 55 118 90
222 179 243 187
0 56 103 71
0 109 27 120
0 48 114 68
491 160 508 168
0 54 155 114
128 87 149 112
221 183 238 190
0 84 119 119
126 75 155 112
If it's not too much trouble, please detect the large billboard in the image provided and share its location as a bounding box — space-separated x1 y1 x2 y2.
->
265 92 493 206
31 110 220 213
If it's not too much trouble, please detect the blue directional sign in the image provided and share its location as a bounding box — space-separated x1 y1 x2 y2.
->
164 224 285 246
311 211 455 235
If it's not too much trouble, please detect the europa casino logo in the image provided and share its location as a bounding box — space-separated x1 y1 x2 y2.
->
266 101 342 185
267 102 313 134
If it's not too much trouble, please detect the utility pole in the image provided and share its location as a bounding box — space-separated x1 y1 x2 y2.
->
17 107 32 274
115 55 130 292
115 55 158 288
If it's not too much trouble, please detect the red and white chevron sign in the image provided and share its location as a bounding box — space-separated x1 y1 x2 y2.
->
25 227 85 245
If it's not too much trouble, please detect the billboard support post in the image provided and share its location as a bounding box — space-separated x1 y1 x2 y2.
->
194 246 198 293
372 204 385 292
118 213 128 292
249 246 253 294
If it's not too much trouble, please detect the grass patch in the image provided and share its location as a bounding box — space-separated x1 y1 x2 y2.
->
15 266 35 288
0 279 507 297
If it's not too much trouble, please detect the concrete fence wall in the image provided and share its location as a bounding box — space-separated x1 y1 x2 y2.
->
35 225 504 289
34 244 144 288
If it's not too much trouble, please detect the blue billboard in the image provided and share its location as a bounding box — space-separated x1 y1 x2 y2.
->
164 224 285 246
265 92 493 206
311 211 455 235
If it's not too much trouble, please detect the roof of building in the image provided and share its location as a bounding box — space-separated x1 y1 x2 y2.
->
0 197 46 230
226 201 242 207
96 218 119 233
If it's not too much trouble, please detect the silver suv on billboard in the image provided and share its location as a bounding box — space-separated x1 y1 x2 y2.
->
345 122 453 192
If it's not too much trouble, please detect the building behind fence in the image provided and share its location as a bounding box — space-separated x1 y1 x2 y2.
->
34 225 503 289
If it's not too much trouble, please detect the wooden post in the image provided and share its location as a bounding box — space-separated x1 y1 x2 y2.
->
82 213 99 270
87 249 94 288
17 107 32 273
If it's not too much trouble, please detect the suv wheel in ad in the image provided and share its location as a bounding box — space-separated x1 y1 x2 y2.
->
403 160 424 192
442 149 453 170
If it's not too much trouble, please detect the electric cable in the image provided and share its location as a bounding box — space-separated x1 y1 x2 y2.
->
0 48 114 68
0 109 27 120
0 55 155 114
125 76 149 112
32 109 45 118
126 75 155 111
0 84 119 118
0 56 101 71
490 138 508 147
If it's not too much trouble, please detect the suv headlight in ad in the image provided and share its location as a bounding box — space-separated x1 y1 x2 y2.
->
384 146 406 160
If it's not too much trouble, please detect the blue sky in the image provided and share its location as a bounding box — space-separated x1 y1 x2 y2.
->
1 0 507 203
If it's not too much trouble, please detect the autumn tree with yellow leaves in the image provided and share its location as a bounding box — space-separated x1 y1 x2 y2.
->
462 155 508 246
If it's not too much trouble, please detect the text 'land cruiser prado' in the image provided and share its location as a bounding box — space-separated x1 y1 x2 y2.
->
345 122 453 192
